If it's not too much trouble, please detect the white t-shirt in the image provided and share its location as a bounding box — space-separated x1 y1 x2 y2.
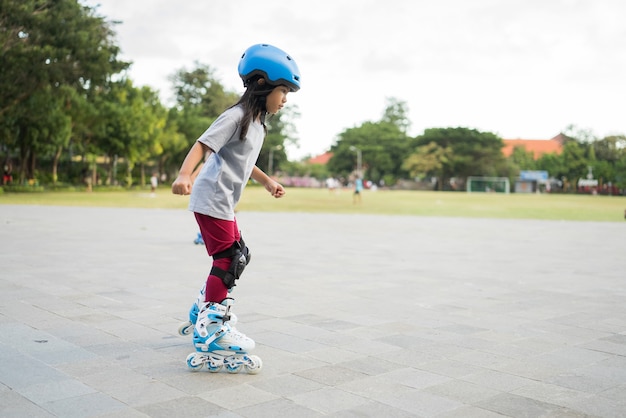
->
189 105 264 220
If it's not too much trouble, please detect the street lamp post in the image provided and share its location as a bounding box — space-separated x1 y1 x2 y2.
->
268 145 282 176
349 146 362 177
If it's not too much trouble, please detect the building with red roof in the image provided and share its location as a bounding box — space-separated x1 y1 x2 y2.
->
502 134 566 159
307 151 333 165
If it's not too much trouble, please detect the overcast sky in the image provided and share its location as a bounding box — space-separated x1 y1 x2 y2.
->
83 0 626 159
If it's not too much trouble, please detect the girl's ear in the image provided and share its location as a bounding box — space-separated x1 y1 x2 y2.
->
257 78 266 85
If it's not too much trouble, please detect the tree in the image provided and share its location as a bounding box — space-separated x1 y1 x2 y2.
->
593 135 626 164
381 97 410 134
508 146 537 171
0 0 128 182
90 80 167 186
561 140 588 188
408 127 506 189
402 142 453 189
593 135 626 189
169 62 238 119
327 99 413 185
8 86 72 183
260 106 300 175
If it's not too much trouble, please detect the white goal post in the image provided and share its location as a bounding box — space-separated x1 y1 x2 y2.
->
466 176 510 194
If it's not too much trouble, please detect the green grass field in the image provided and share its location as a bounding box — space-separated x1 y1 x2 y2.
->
1 186 624 222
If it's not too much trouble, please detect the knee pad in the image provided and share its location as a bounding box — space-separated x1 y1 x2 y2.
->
210 238 251 290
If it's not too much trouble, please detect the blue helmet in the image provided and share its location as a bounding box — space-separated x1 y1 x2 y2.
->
238 44 301 92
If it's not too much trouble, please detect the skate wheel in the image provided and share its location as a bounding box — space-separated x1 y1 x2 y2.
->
225 362 243 374
246 355 263 374
206 359 222 373
186 353 203 371
178 321 193 336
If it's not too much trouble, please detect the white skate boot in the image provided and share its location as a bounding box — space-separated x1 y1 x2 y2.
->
177 285 237 336
185 299 262 374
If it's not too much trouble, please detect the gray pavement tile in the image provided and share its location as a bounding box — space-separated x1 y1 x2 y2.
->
235 398 321 418
378 367 451 390
159 370 244 396
531 346 612 371
198 383 279 410
101 380 188 408
337 355 406 376
461 369 536 392
135 396 227 418
423 379 503 404
304 346 370 364
437 405 519 418
279 323 341 341
294 364 369 386
564 396 626 418
497 358 566 381
548 312 626 334
249 345 328 376
374 333 436 350
511 382 596 409
377 388 464 416
16 378 96 404
62 364 155 393
597 384 626 404
416 358 488 378
601 334 626 345
0 323 98 366
329 400 418 418
450 348 515 369
336 374 416 402
40 392 127 418
580 339 626 356
0 353 69 390
249 373 324 397
95 408 151 418
480 341 551 360
339 337 410 356
287 387 370 415
0 388 56 418
546 371 621 394
253 330 329 353
475 392 588 418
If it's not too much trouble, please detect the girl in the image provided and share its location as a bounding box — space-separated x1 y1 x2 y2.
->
172 44 300 373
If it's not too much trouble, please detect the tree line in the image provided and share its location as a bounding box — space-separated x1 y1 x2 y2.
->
326 99 626 193
2 1 624 194
0 0 295 189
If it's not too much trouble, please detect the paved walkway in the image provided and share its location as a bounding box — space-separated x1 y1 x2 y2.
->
1 204 625 417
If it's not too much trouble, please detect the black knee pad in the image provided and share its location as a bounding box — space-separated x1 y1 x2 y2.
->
210 238 251 290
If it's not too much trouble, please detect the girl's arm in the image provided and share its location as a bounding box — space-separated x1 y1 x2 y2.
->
172 142 211 195
251 166 285 198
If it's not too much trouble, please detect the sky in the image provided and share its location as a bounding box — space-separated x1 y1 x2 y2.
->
83 0 626 160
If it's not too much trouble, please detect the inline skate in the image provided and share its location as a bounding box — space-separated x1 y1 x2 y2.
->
194 232 204 245
185 299 262 374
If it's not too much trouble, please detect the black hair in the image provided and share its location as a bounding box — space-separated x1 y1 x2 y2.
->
231 75 275 140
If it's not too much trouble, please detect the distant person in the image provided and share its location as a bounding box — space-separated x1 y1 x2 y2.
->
171 44 300 374
3 165 12 185
353 176 363 204
150 173 158 194
326 176 338 193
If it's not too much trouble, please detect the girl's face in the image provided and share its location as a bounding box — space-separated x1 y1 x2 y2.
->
265 85 290 114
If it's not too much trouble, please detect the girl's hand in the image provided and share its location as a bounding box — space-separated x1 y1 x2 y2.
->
172 175 193 195
265 181 285 198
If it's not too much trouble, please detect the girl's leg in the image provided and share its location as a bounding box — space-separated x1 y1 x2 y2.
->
195 213 241 303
